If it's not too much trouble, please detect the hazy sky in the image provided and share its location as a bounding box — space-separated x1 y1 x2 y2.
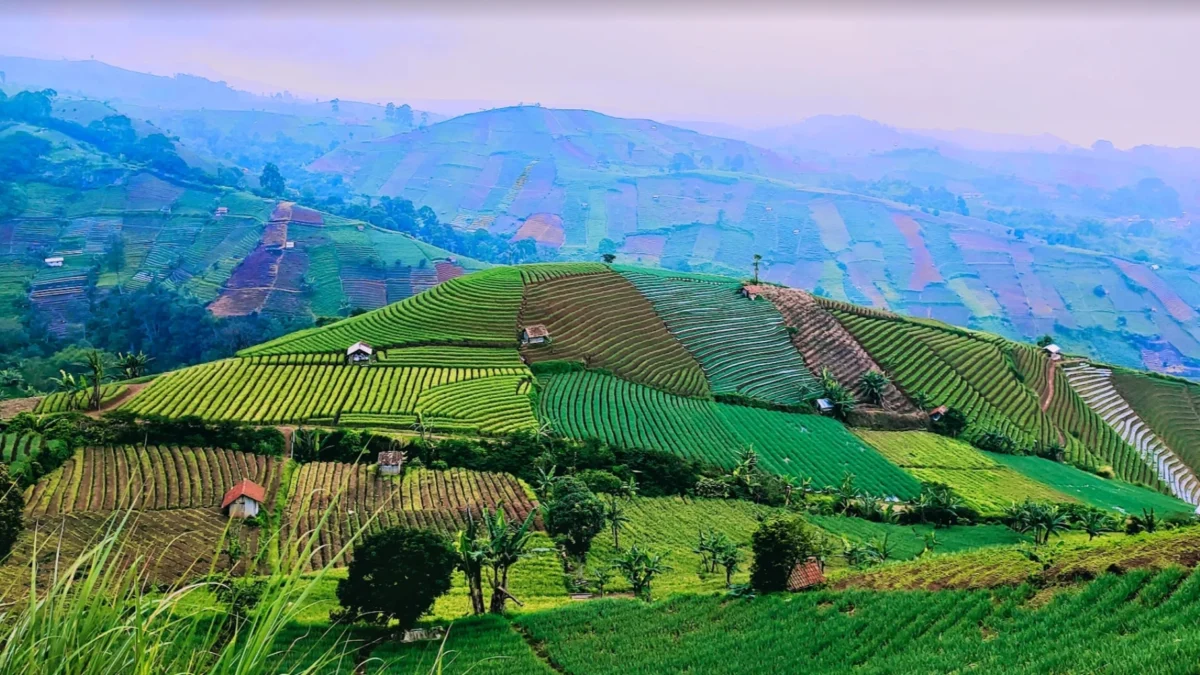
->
3 5 1198 148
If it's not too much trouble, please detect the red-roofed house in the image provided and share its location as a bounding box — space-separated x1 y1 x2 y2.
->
222 479 266 519
787 557 825 591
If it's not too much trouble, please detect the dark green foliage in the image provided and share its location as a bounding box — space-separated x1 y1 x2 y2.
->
0 464 24 557
259 162 286 197
544 477 606 559
2 411 285 457
749 515 827 592
931 407 968 438
911 482 975 528
333 527 457 628
577 469 623 495
1036 335 1054 348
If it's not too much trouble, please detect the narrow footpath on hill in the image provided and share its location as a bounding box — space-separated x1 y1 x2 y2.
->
1040 360 1057 412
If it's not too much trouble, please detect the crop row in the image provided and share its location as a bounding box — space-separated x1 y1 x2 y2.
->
1 433 42 463
23 446 280 516
34 384 127 413
240 267 526 356
1013 345 1162 488
539 370 919 498
517 567 1200 674
378 346 527 368
121 360 537 433
242 353 343 365
835 311 1053 447
520 270 710 397
619 270 820 404
283 464 537 570
518 262 609 284
1112 369 1200 478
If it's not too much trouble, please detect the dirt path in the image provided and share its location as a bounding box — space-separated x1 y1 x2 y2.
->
83 383 147 418
0 397 40 420
1040 359 1057 412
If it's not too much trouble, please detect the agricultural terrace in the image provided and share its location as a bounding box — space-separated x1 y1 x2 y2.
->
23 446 281 516
618 267 821 404
1012 345 1162 493
538 371 919 498
808 516 1025 561
521 269 710 397
1 433 44 464
34 384 128 413
855 430 1075 515
838 526 1200 592
1112 369 1200 478
829 305 1062 451
516 568 1200 674
377 346 526 368
517 262 609 284
283 465 536 569
992 453 1193 516
240 267 526 356
0 510 254 594
120 360 537 434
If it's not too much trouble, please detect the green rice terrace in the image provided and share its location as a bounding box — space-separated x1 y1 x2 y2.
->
8 261 1200 673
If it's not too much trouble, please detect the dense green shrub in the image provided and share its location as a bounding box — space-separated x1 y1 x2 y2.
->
333 527 457 628
749 515 828 592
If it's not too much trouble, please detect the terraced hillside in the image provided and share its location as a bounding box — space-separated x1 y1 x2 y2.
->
759 286 913 411
1062 361 1199 505
121 359 537 434
23 446 282 516
1111 370 1200 483
993 453 1194 516
539 370 920 498
284 464 537 569
520 269 710 397
240 267 525 356
0 433 44 463
855 430 1071 514
34 384 128 413
619 268 820 405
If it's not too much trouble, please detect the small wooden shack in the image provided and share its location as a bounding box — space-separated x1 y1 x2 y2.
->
346 341 374 364
214 206 229 218
378 450 405 476
788 557 825 591
284 240 295 249
222 479 265 519
815 398 835 416
520 324 551 346
44 257 64 268
741 285 765 301
1043 344 1062 360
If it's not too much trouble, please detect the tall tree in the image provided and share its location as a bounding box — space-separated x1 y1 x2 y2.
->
483 506 539 613
752 254 762 284
455 512 487 615
333 527 457 628
259 162 286 197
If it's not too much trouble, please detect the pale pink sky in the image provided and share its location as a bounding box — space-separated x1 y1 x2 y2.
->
2 5 1198 148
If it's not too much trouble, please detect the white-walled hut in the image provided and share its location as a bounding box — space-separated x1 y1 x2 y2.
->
346 341 374 364
520 324 551 347
378 450 405 476
44 256 64 268
1043 343 1062 360
222 479 265 519
815 398 835 416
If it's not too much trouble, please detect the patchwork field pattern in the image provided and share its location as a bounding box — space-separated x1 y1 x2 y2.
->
520 270 710 397
538 370 920 498
619 268 820 404
284 465 537 569
855 430 1074 514
121 359 537 434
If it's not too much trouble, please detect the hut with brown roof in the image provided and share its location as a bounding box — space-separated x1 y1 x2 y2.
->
222 479 266 519
787 557 825 591
377 450 405 476
520 324 551 346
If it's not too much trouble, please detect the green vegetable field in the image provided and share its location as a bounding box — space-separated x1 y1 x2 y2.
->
1112 369 1200 476
855 430 1072 514
520 270 710 397
993 453 1193 516
538 370 919 498
240 267 526 356
619 267 821 404
0 433 43 464
516 568 1200 674
34 384 128 413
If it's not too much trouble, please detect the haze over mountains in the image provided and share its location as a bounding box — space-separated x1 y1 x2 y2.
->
4 54 1200 379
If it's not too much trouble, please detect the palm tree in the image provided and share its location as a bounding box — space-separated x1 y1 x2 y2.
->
612 545 671 602
715 542 743 587
752 254 762 284
858 370 890 407
778 475 799 508
115 351 152 380
604 495 630 549
601 253 616 264
84 350 110 410
455 512 488 615
484 505 539 613
1079 510 1111 541
833 474 858 515
51 370 88 412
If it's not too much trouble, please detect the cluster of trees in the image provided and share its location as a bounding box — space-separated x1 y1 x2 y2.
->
871 181 970 216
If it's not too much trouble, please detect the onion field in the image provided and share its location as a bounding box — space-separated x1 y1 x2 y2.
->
855 430 1073 514
377 346 526 368
618 268 821 404
284 464 538 569
520 270 710 397
1 433 43 463
23 446 281 516
1112 369 1200 477
993 452 1193 516
518 262 609 284
34 384 128 413
120 359 537 434
538 371 919 498
516 568 1200 675
240 267 526 356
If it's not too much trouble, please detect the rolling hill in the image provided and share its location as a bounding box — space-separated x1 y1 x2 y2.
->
104 262 1200 512
301 105 1200 378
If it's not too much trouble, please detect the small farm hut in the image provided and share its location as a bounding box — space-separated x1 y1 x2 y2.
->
1043 343 1062 360
815 398 835 416
520 324 551 346
788 557 825 591
378 450 405 476
222 479 265 519
214 206 229 218
741 285 765 301
284 240 295 249
929 405 949 422
43 257 64 268
346 341 374 364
